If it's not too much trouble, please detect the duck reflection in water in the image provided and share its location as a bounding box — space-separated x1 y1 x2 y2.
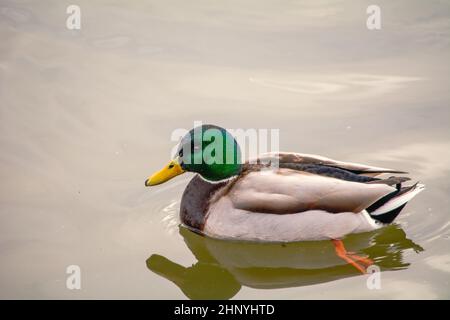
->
147 224 423 300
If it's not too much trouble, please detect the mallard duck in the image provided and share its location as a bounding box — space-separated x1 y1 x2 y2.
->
145 124 424 272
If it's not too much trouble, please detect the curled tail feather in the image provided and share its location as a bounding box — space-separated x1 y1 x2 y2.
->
368 183 425 224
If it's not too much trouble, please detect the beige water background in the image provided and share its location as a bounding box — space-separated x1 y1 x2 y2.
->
0 0 449 299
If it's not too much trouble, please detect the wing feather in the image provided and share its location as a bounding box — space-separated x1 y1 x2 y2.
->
228 169 396 214
256 152 407 176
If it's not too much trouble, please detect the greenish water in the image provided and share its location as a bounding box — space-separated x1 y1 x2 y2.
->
0 0 449 299
148 225 423 300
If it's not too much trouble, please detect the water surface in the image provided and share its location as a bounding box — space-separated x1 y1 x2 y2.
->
0 0 449 299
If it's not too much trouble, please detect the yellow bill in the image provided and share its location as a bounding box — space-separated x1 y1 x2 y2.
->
145 158 185 186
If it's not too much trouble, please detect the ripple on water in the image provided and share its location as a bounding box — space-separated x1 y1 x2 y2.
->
1 6 32 24
91 36 131 49
425 254 450 273
248 74 423 99
145 177 189 234
161 200 180 235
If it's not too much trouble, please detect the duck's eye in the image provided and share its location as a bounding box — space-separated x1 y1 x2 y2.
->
178 149 183 157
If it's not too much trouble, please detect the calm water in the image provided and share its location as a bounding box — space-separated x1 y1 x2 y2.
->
1 0 449 299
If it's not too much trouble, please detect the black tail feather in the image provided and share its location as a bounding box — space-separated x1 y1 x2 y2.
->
370 203 407 224
366 183 417 213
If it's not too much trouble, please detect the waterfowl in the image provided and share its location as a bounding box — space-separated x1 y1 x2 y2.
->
145 124 424 272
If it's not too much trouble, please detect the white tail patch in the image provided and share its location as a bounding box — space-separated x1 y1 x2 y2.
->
370 184 425 216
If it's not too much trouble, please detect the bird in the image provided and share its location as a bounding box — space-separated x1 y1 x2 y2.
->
145 124 424 273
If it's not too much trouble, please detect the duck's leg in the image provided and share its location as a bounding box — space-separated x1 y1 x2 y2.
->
331 239 373 274
347 252 374 267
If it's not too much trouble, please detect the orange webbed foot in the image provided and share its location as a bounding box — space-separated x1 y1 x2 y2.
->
332 239 373 274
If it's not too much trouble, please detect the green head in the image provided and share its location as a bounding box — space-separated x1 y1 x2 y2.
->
145 125 242 186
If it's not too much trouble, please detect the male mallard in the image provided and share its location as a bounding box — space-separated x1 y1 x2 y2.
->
145 125 424 272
